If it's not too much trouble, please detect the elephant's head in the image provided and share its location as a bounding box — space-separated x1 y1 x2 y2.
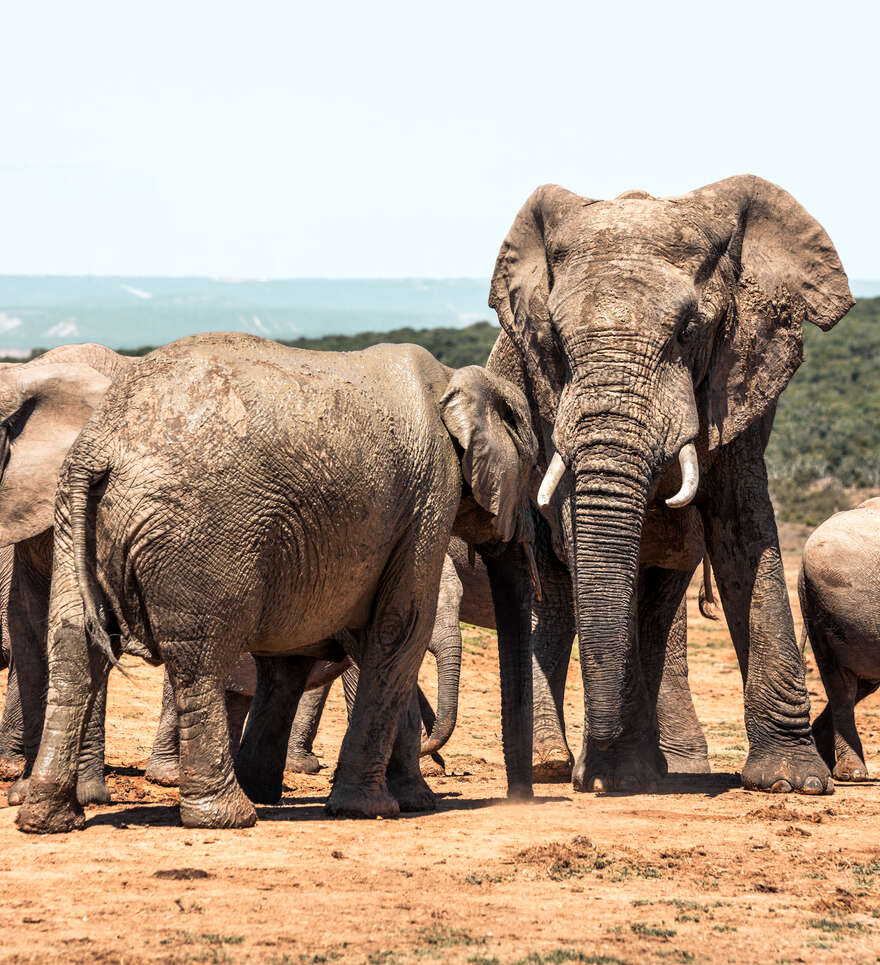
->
490 175 853 744
439 365 538 567
0 344 127 547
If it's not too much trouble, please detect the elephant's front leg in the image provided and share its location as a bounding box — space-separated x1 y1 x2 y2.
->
164 642 257 829
286 683 331 773
531 549 575 782
656 597 710 774
703 429 832 795
235 654 313 804
0 657 27 780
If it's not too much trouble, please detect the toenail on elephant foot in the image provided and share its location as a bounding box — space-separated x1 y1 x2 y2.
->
326 782 400 819
389 775 436 813
533 746 574 783
179 782 257 829
145 759 180 787
76 778 111 806
741 746 834 796
285 751 322 775
8 775 29 806
573 739 664 793
0 755 26 781
16 785 85 833
419 756 445 778
833 756 869 782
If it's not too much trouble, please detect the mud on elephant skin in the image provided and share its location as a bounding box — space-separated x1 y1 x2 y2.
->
800 498 880 783
487 175 852 796
17 334 537 833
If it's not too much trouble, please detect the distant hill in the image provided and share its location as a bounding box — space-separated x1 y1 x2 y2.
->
0 276 491 355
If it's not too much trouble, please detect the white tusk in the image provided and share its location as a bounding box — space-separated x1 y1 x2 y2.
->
537 451 567 509
666 442 699 508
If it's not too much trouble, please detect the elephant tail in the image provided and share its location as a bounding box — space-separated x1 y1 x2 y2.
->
69 456 119 669
698 554 720 621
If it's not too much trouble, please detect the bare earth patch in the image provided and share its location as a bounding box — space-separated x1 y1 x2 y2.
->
2 524 880 963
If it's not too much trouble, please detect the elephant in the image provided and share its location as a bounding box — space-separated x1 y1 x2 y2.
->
482 175 852 798
0 344 129 803
799 498 880 782
0 345 284 806
17 332 537 832
288 535 710 779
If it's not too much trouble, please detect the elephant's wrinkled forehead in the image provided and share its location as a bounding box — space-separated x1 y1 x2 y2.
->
546 199 720 330
560 198 716 271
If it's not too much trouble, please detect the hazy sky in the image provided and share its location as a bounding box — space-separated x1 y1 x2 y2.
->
2 1 877 279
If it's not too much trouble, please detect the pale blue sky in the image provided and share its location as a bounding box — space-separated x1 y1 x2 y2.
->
1 1 877 279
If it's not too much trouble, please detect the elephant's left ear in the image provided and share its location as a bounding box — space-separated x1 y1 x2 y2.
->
440 367 537 543
684 175 854 448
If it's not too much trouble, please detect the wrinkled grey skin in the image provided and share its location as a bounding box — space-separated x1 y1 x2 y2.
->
800 498 880 782
17 333 536 832
0 345 266 807
290 536 709 779
486 175 852 797
0 345 129 804
287 551 465 776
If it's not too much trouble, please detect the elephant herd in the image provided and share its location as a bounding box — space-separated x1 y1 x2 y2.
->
0 173 874 835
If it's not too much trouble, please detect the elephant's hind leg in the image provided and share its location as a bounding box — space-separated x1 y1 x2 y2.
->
235 654 314 804
163 641 256 830
387 686 436 812
327 546 437 819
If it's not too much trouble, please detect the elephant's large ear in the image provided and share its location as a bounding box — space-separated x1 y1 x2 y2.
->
0 361 112 547
440 366 538 542
685 175 854 449
489 184 596 422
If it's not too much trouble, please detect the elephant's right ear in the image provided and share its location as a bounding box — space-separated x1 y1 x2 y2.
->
489 184 594 422
0 362 112 547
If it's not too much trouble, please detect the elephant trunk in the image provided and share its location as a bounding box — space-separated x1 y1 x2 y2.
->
570 434 651 747
420 617 462 757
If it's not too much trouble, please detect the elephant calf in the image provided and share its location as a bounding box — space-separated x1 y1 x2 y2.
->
800 498 880 782
18 333 537 832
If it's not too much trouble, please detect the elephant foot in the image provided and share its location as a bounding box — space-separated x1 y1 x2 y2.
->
533 743 574 783
8 775 29 806
389 773 436 813
285 750 322 775
0 753 26 781
741 743 833 795
573 736 666 793
661 747 712 775
833 750 869 783
16 785 85 834
326 781 400 819
145 757 180 787
76 776 111 806
179 781 258 829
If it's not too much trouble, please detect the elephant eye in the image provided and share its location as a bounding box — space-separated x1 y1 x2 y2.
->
676 307 700 344
4 397 37 442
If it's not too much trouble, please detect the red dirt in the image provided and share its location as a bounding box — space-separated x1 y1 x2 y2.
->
2 522 880 963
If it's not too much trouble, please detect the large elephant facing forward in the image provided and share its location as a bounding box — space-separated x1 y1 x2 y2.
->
486 175 852 797
18 333 537 832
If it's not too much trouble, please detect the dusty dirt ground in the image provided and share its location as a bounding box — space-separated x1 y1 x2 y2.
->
2 524 880 964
